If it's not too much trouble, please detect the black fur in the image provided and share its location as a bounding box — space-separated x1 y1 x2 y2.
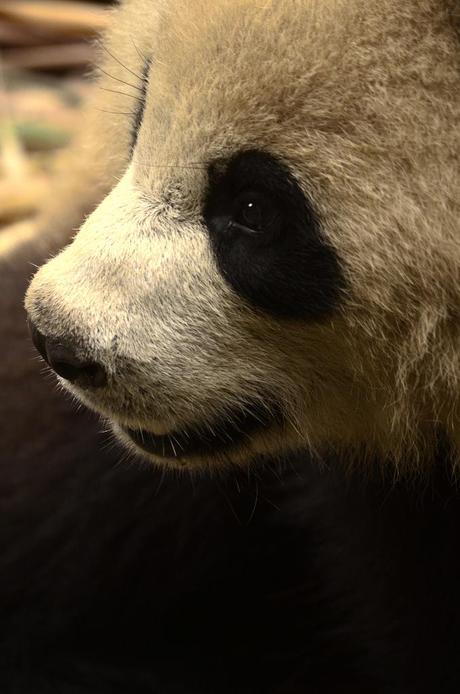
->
131 59 151 151
2 239 460 693
204 150 345 320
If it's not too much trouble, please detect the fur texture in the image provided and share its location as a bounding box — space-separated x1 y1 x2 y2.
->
24 0 460 472
3 240 460 692
1 2 460 690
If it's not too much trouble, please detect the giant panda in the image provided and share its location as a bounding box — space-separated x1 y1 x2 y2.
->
1 0 460 692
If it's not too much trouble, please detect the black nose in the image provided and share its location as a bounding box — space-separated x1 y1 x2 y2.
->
29 320 107 389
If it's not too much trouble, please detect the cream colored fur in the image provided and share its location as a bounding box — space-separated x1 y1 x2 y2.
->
25 0 460 472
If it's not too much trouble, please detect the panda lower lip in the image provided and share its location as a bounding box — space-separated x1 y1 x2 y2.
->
123 402 280 458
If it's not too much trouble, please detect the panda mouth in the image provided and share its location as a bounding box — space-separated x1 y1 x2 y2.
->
122 401 281 459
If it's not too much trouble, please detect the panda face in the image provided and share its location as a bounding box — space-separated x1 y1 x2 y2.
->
26 155 345 471
25 0 460 471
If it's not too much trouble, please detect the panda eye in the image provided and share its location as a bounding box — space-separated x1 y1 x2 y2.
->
230 191 281 237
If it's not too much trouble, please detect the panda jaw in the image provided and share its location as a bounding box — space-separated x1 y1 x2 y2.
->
114 401 283 467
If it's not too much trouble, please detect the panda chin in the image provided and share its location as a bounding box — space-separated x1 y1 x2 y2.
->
120 401 282 462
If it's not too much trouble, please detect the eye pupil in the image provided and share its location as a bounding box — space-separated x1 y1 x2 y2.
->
240 199 263 230
228 190 281 239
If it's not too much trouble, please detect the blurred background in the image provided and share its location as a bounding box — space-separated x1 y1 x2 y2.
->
0 0 111 239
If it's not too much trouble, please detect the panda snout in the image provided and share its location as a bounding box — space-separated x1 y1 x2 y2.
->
28 319 107 390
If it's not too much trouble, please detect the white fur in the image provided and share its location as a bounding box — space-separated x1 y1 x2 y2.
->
26 0 460 472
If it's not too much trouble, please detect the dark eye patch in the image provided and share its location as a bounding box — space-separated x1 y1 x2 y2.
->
203 150 345 320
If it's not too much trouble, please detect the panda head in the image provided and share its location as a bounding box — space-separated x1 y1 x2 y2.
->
25 0 460 472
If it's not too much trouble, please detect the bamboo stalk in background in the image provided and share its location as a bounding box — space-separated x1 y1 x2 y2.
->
3 43 98 70
0 1 109 38
0 111 50 224
0 0 111 234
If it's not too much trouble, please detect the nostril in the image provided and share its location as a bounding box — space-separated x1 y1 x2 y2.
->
46 343 107 389
55 360 106 388
28 320 107 389
28 320 48 364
